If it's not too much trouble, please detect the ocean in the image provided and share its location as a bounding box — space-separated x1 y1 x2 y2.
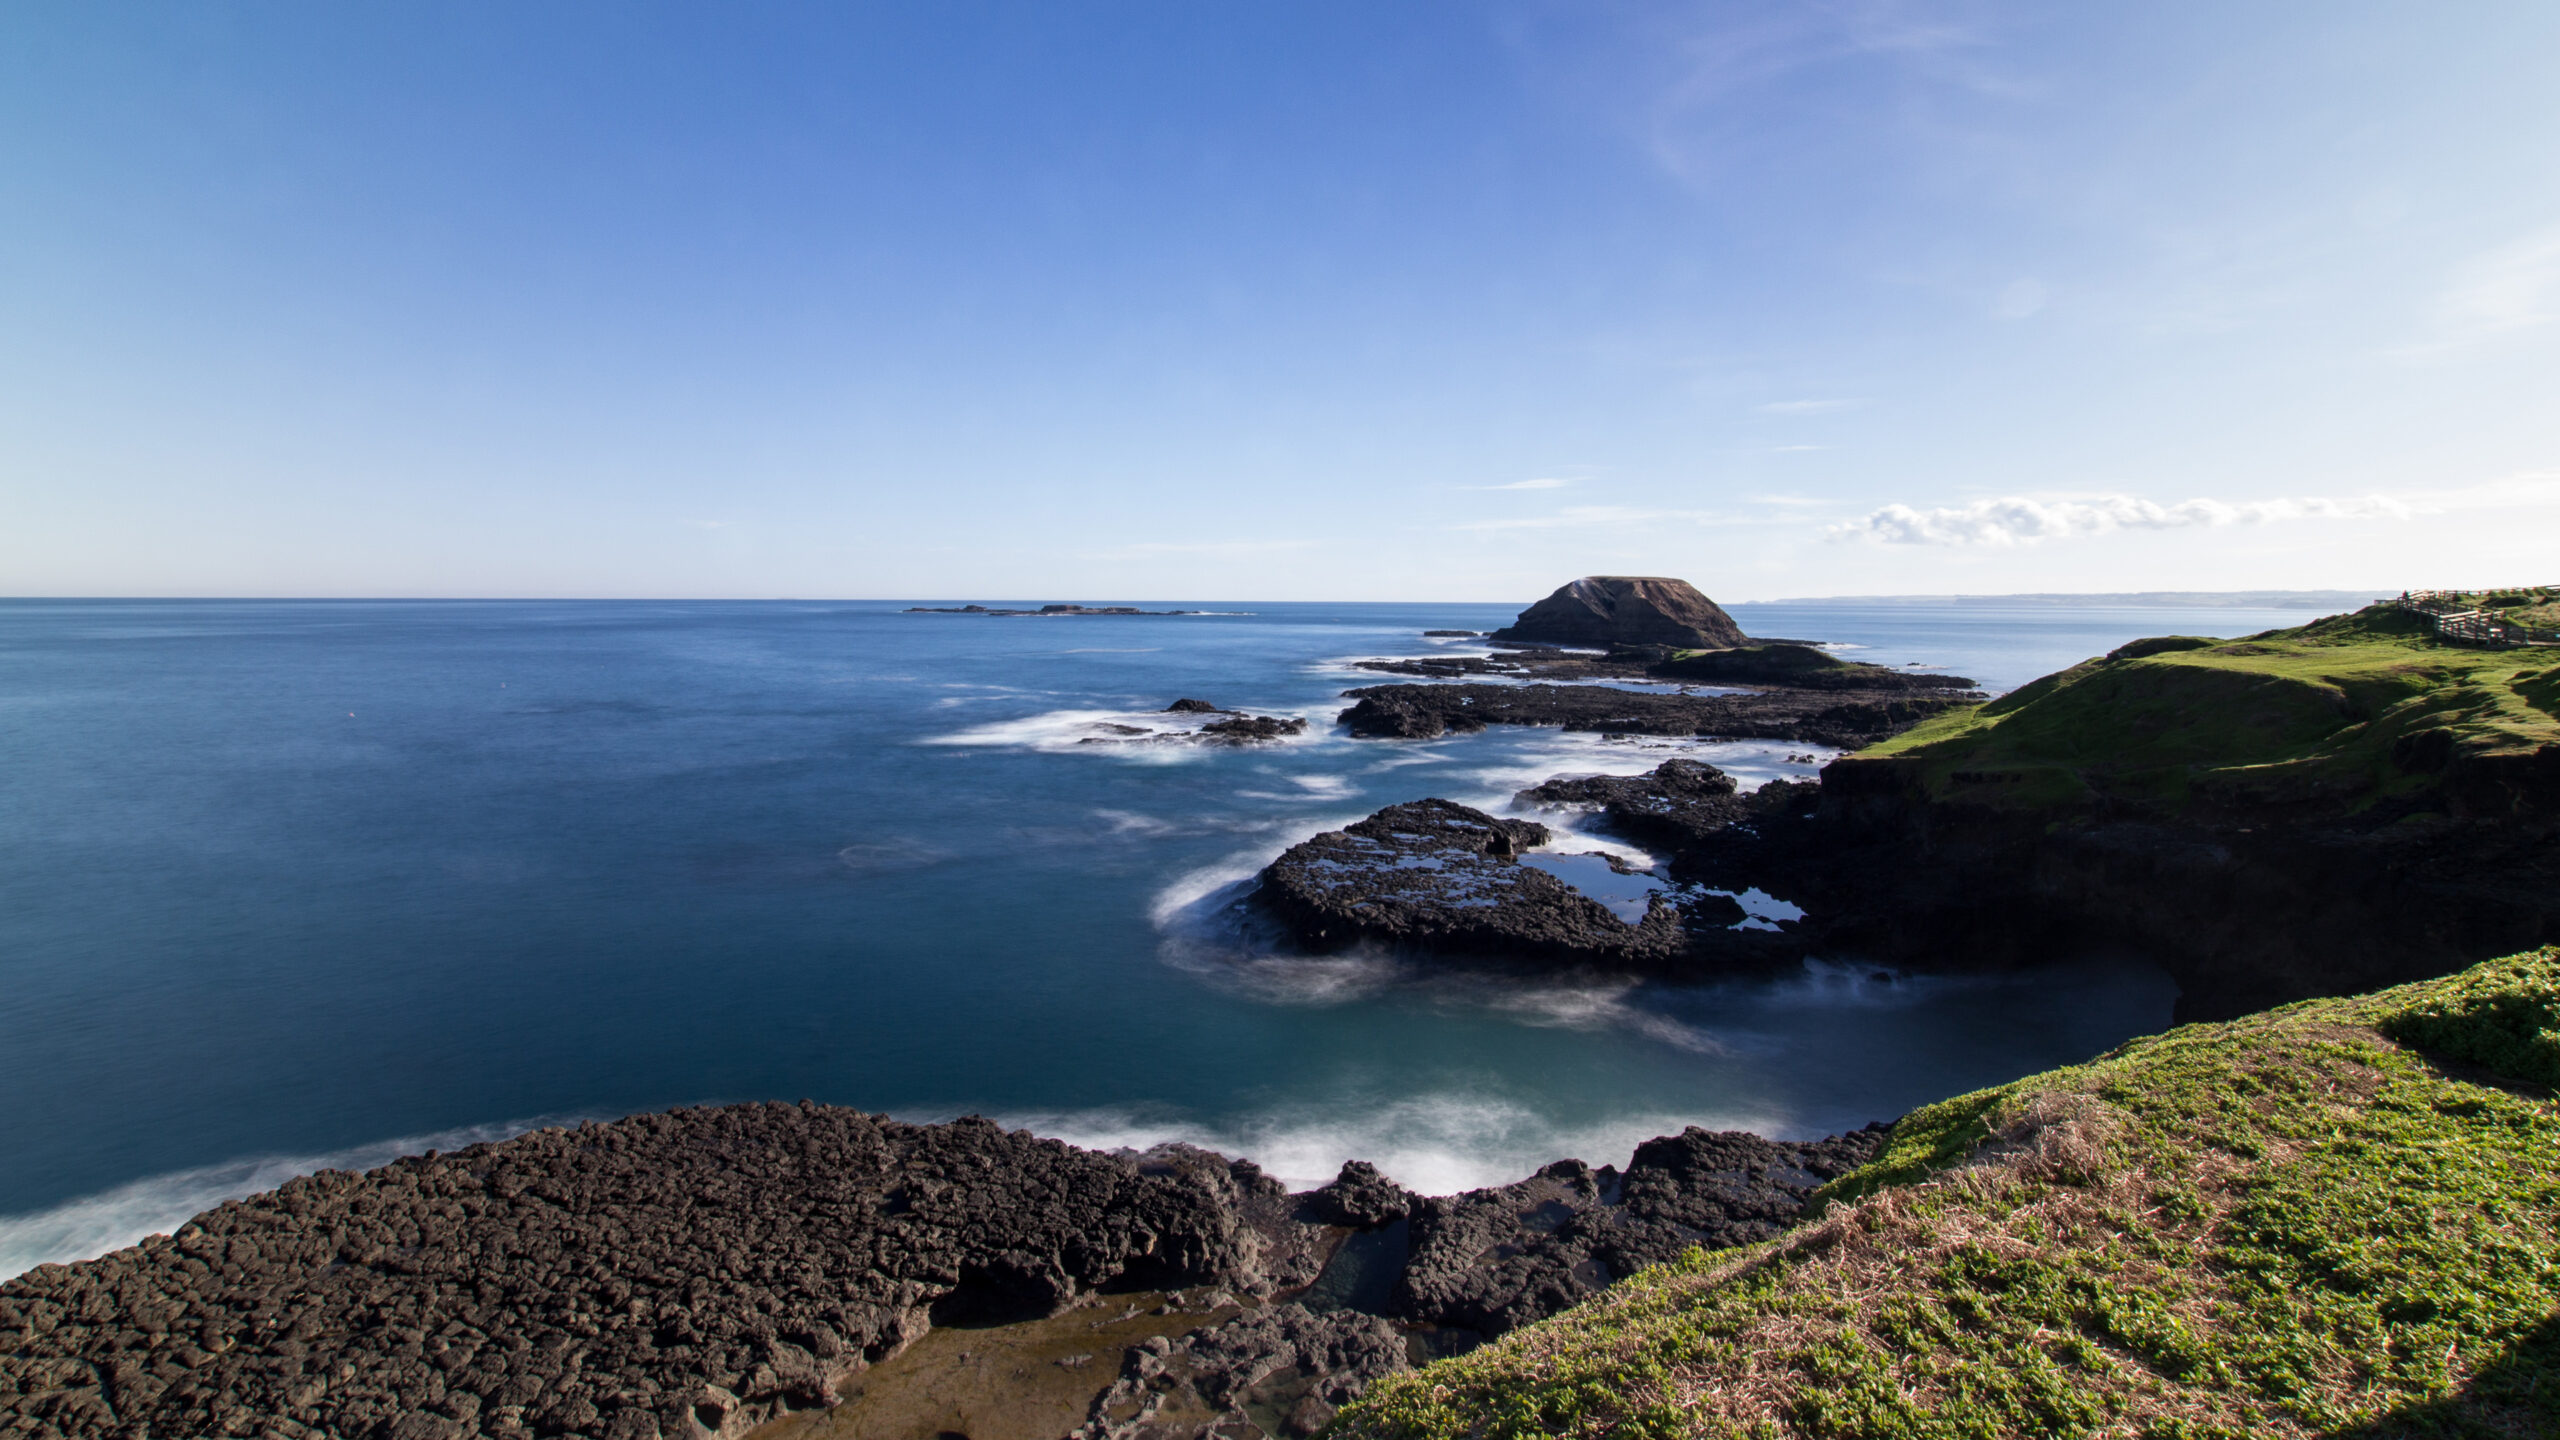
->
0 597 2323 1279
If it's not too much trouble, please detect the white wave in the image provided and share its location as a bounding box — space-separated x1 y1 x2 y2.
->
0 1117 564 1281
1361 751 1455 771
1094 808 1178 837
1010 1093 1781 1195
921 705 1316 760
1235 773 1363 803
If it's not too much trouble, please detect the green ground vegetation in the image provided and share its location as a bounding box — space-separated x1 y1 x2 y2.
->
1848 603 2560 814
1329 948 2560 1440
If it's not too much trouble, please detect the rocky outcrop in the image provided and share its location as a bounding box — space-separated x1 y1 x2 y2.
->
1337 682 1978 747
0 1106 1281 1440
1199 715 1308 743
1491 578 1748 650
1647 643 1977 691
904 604 1203 616
1390 1125 1887 1342
1353 641 1977 692
1247 800 1692 969
0 1102 1893 1440
1516 759 1821 856
1071 705 1309 748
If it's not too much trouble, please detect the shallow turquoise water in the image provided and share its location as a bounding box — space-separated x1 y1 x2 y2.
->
0 597 2317 1275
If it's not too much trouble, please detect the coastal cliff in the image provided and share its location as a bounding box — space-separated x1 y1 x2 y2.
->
1332 947 2560 1439
1274 603 2560 1019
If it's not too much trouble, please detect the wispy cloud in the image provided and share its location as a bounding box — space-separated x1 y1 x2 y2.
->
1756 398 1860 415
1479 477 1574 491
1455 505 1734 533
1831 493 2412 546
1077 539 1318 560
2415 223 2560 351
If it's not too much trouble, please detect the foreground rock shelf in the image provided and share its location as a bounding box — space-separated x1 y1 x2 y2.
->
0 1107 1881 1440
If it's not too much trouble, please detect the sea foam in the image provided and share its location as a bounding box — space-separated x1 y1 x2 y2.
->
0 1117 566 1282
1008 1092 1782 1196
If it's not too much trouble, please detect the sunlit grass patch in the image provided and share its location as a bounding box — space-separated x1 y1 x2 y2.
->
1330 949 2560 1440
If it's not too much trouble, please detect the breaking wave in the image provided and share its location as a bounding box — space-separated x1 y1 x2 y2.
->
0 1117 573 1282
1009 1092 1781 1196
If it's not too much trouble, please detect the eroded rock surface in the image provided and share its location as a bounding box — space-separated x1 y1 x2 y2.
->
0 1102 1890 1440
1073 1305 1408 1440
1337 682 1976 747
1391 1125 1888 1343
0 1107 1283 1440
1516 758 1821 855
1247 800 1690 969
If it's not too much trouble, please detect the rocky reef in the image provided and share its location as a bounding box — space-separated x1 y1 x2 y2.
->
1353 639 1973 692
0 1105 1884 1440
1071 701 1308 748
1336 681 1976 748
1489 577 1748 650
1246 799 1693 969
904 604 1204 617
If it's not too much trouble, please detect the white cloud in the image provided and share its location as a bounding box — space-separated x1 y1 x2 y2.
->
1831 492 2413 547
1481 477 1574 490
1756 398 1860 415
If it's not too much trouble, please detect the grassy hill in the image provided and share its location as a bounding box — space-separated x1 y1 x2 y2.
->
1847 604 2560 817
1330 947 2560 1439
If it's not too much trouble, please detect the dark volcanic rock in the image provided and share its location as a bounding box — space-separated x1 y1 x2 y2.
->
1301 1161 1417 1230
1338 682 1977 748
1649 643 1977 691
1199 715 1308 743
1070 707 1309 747
0 1099 1892 1439
0 1106 1283 1440
905 604 1201 616
1074 1303 1409 1439
1491 577 1749 650
1390 1125 1887 1340
1517 758 1821 854
1248 800 1689 968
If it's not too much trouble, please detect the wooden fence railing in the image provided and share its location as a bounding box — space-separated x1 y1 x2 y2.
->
2391 591 2560 647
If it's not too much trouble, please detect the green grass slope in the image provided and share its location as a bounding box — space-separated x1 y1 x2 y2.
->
1331 948 2560 1440
1850 605 2560 815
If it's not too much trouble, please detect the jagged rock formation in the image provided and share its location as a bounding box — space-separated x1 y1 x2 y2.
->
1247 800 1692 969
1491 577 1749 650
1336 681 1977 747
0 1102 1891 1440
1390 1125 1887 1342
0 1107 1284 1440
1515 758 1819 855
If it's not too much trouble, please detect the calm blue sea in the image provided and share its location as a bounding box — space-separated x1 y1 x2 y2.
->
0 598 2322 1277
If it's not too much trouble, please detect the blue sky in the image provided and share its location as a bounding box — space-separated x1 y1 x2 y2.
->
4 2 2557 600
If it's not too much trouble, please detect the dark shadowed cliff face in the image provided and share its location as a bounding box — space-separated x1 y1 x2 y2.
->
1490 577 1748 650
